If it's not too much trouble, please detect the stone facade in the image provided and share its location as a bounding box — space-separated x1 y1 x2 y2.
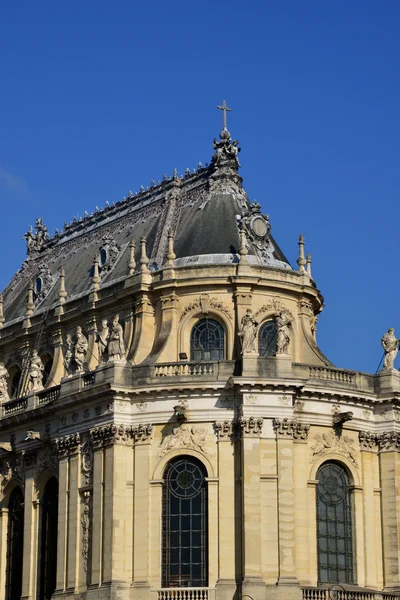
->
0 118 399 600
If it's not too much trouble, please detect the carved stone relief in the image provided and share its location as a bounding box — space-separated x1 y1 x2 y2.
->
238 200 271 259
158 424 208 457
80 490 91 573
310 431 358 467
179 293 232 321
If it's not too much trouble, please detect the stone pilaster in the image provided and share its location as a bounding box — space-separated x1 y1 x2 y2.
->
131 425 153 600
89 423 133 598
131 293 154 364
359 431 381 589
377 431 400 591
272 419 305 599
55 433 81 594
156 292 179 363
238 417 265 598
214 421 237 600
21 457 38 600
0 508 8 597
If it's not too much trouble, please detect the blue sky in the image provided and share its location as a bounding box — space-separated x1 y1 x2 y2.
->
0 1 399 373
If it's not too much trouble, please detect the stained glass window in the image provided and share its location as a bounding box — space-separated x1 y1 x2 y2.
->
162 457 208 588
258 320 278 357
316 462 354 584
190 319 224 362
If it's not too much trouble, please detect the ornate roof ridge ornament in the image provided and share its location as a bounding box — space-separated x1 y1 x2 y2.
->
23 218 49 256
212 100 241 170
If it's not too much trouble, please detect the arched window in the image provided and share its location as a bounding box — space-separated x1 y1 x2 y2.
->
8 367 21 399
6 487 24 600
316 462 354 584
258 320 278 357
162 457 208 588
41 355 54 387
190 319 224 362
39 477 58 600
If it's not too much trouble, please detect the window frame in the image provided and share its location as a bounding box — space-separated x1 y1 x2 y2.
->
162 456 208 588
190 318 225 362
316 461 354 585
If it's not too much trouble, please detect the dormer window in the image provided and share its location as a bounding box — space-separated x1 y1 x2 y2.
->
99 247 108 267
35 276 43 295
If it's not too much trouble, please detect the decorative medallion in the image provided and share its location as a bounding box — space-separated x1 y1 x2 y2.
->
238 201 271 258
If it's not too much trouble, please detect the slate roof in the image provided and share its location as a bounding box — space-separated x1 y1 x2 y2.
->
2 131 292 324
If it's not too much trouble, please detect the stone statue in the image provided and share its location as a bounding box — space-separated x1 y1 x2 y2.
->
0 363 9 401
64 334 74 374
73 326 88 373
276 312 291 355
23 218 49 256
97 319 109 363
23 226 35 254
28 350 44 392
108 314 125 362
238 309 258 354
381 328 399 371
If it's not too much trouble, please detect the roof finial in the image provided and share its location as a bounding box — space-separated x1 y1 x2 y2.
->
166 229 176 267
297 234 306 274
0 294 5 329
306 252 312 278
24 281 35 328
217 100 232 132
238 228 248 264
58 266 68 305
140 236 150 274
128 239 136 275
92 255 101 291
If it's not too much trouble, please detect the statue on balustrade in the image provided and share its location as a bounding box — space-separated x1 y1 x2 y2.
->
97 319 109 363
73 326 88 373
0 363 9 401
108 314 125 362
276 312 291 356
28 350 44 392
381 328 399 371
238 309 258 354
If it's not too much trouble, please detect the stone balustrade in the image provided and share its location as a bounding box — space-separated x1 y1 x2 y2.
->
155 361 216 377
301 588 400 600
157 588 211 600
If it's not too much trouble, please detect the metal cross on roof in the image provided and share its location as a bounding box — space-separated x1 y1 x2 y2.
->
217 100 232 130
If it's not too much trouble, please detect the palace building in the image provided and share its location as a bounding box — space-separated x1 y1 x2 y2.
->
0 105 400 600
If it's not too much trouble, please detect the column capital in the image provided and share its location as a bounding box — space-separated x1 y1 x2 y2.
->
55 432 81 458
131 424 153 444
359 430 378 451
239 416 263 437
89 423 132 449
273 418 310 440
214 420 236 440
377 431 400 452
